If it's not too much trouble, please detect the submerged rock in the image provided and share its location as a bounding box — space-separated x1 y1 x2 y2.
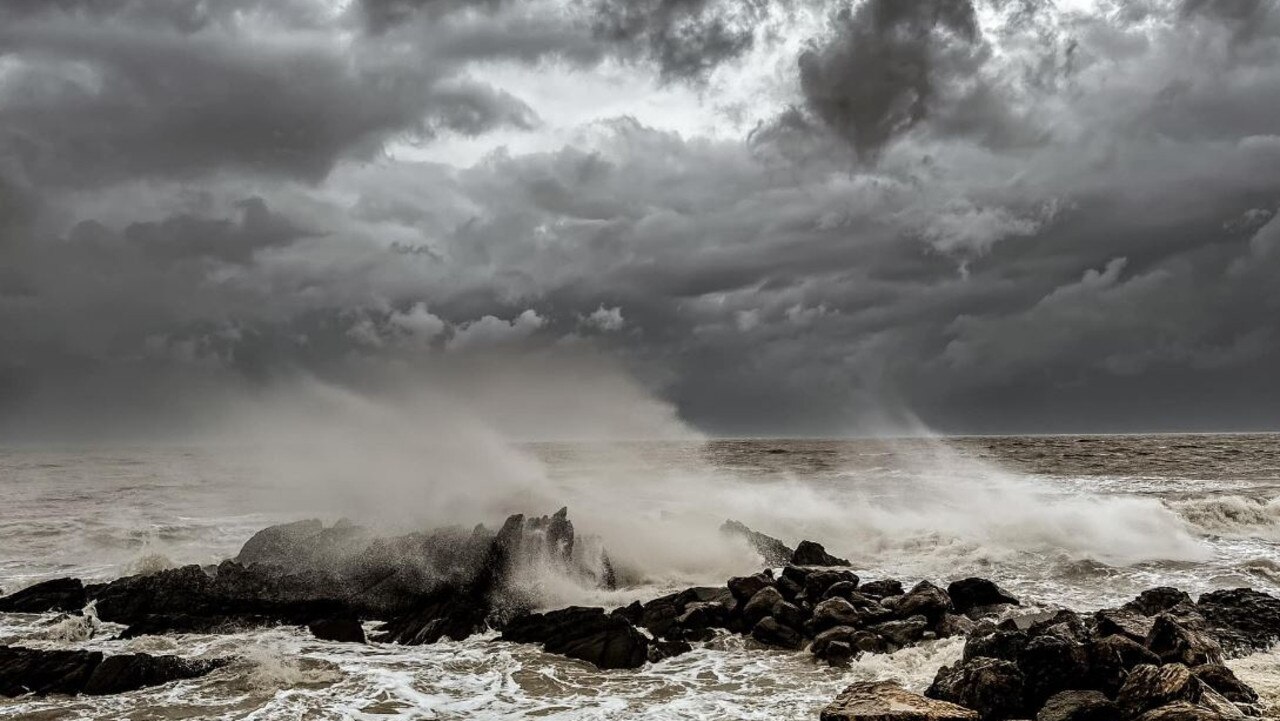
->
0 646 224 697
821 680 980 721
308 618 366 644
0 578 87 614
501 607 649 670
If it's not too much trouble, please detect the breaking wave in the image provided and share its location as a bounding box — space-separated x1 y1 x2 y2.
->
1169 495 1280 540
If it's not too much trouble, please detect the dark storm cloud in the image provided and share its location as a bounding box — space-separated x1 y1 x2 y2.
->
3 0 1280 438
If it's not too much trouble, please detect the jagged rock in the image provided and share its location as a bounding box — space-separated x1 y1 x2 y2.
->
1017 634 1090 707
860 580 905 599
812 626 861 666
937 614 977 639
752 616 804 649
947 579 1019 615
372 585 489 645
728 573 773 604
1146 614 1224 666
1027 610 1088 644
1094 608 1156 642
1132 703 1227 721
1086 633 1161 695
1116 664 1203 718
773 601 808 631
792 541 851 567
1125 588 1195 617
118 613 272 639
811 598 863 634
1197 588 1280 655
0 578 87 613
647 639 692 663
0 646 223 697
805 570 860 600
721 520 794 567
308 618 366 643
501 607 648 670
898 582 955 624
778 575 804 602
821 680 980 721
81 653 225 696
1190 664 1258 704
823 581 861 601
870 616 930 650
964 628 1028 663
1035 690 1118 721
926 655 1026 721
743 586 786 627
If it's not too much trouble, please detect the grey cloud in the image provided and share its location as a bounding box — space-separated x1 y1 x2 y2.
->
590 0 766 82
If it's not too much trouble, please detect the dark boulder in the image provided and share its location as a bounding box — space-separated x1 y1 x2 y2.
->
791 541 851 567
823 581 860 602
812 626 860 666
236 519 326 566
1116 664 1203 719
964 628 1029 663
118 613 272 639
1035 690 1118 721
1146 614 1224 667
1086 633 1160 696
1093 608 1156 643
742 586 786 627
0 646 223 697
1017 634 1090 707
647 639 692 663
947 578 1019 615
727 573 773 604
1190 664 1258 704
926 655 1026 721
821 681 979 721
1196 588 1280 655
308 618 366 643
501 607 648 670
751 616 805 649
898 581 955 624
373 585 490 645
869 615 930 650
0 578 87 614
859 579 905 599
1123 587 1193 616
804 570 859 601
1132 702 1230 721
721 520 794 567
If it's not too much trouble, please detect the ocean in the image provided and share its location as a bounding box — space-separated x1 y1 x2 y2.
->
2 434 1279 719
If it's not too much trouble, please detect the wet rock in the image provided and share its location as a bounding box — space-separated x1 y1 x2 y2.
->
727 573 773 604
501 606 649 670
1027 610 1088 644
236 519 326 566
964 628 1028 663
676 601 730 635
0 646 223 697
812 626 860 666
118 613 272 639
897 582 955 624
1116 663 1203 718
860 580 905 599
1125 588 1195 617
308 618 366 643
926 655 1026 721
1035 690 1117 721
81 653 226 696
1190 664 1258 704
937 614 977 639
773 601 808 631
811 598 863 634
752 616 805 649
0 578 87 614
777 575 804 602
1196 588 1280 655
373 585 490 645
1093 608 1155 642
821 680 980 721
869 615 930 650
1086 633 1161 696
1131 702 1229 720
1146 614 1224 666
792 541 851 567
721 520 794 567
823 581 861 602
743 586 786 627
1017 634 1090 707
947 579 1019 615
647 638 692 663
804 570 859 601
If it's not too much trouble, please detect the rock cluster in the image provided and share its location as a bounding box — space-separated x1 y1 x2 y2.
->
0 646 225 697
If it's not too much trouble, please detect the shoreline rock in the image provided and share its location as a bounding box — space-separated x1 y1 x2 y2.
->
0 646 226 697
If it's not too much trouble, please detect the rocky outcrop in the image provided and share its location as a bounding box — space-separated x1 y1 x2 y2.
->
822 680 980 721
947 579 1019 615
1196 588 1280 655
792 540 851 567
308 618 366 643
501 607 649 669
0 646 224 697
926 656 1025 720
720 520 793 567
0 578 87 614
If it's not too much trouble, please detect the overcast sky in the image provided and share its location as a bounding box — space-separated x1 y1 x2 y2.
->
2 0 1279 438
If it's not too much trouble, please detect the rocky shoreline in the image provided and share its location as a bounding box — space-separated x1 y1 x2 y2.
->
2 509 1278 720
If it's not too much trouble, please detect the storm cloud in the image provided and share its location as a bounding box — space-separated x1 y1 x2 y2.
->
2 0 1279 438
